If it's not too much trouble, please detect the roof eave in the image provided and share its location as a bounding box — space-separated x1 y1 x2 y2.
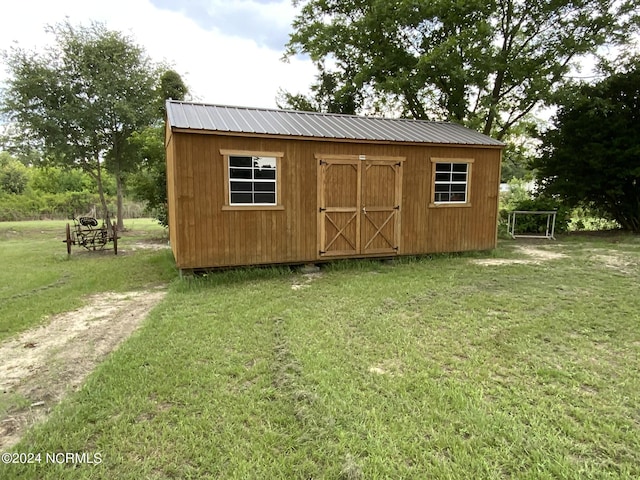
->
168 127 506 149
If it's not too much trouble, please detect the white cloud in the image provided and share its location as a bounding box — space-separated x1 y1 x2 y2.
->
151 0 297 51
0 0 315 108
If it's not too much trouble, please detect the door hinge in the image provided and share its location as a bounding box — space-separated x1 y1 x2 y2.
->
396 162 402 167
394 205 400 210
319 250 325 255
319 207 326 212
394 246 399 251
319 160 327 166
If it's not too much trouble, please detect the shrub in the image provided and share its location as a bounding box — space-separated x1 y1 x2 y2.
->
500 196 572 234
0 191 113 221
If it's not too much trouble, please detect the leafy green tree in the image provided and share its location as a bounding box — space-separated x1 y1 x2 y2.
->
157 69 189 113
127 125 169 225
533 61 640 232
29 166 97 194
499 118 540 181
285 0 637 139
276 88 319 113
1 21 161 229
128 69 188 226
277 71 363 114
0 152 29 194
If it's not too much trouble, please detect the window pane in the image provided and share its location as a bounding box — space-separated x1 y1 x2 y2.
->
452 173 467 182
254 182 276 192
254 157 276 169
230 156 253 168
433 161 469 203
254 193 276 204
230 181 252 192
231 192 253 204
255 169 276 180
230 168 252 179
228 154 279 205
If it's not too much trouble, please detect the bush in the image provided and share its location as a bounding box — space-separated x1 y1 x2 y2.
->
499 178 535 212
29 167 96 194
0 190 148 221
0 192 42 220
568 207 621 232
500 196 572 235
0 155 30 195
0 191 109 221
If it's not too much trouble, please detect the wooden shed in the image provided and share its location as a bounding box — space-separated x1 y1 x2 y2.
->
165 100 504 270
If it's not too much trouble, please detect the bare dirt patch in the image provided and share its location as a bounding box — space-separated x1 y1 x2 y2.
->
473 258 539 266
0 289 166 450
516 244 567 261
369 359 404 377
291 272 323 290
127 239 171 251
589 251 638 275
472 244 567 266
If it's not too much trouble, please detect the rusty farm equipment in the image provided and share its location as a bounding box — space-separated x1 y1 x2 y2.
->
63 216 119 255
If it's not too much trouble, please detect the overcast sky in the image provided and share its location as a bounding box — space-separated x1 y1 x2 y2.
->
0 0 316 108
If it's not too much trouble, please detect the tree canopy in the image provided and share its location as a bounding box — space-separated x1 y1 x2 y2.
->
127 69 188 227
1 21 162 228
285 0 638 139
533 61 640 232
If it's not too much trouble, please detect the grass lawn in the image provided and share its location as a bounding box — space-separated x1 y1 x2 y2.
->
0 218 175 341
1 222 639 478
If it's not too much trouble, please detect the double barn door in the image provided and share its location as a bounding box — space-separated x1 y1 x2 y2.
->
317 155 404 257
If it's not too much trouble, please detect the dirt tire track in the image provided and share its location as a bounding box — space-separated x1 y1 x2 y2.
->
0 288 166 450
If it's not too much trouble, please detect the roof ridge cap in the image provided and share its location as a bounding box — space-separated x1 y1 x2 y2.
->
166 99 457 125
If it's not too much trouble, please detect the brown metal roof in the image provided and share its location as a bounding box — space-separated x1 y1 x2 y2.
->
166 100 504 147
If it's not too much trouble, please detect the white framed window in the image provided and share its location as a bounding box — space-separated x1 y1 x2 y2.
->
430 158 474 207
220 150 284 210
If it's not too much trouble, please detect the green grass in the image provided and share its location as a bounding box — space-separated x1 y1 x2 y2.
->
1 225 640 478
0 218 175 341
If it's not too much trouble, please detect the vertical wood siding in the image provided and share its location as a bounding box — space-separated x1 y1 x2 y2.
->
165 122 179 262
168 131 502 269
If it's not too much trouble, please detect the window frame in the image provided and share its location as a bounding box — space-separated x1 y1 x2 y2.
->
220 149 284 211
429 157 474 208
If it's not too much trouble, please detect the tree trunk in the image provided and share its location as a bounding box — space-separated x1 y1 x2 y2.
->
484 69 505 137
95 158 110 226
116 172 125 231
112 134 126 231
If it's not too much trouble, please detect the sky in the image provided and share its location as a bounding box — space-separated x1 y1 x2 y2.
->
0 0 316 109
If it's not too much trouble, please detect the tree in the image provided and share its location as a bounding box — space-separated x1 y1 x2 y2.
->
0 152 29 194
277 70 363 114
127 125 169 225
1 21 161 229
285 0 637 139
533 62 640 232
29 166 97 194
128 69 188 226
157 69 189 114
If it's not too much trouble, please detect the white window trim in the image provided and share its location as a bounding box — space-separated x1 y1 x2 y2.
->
220 149 284 211
429 157 474 208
